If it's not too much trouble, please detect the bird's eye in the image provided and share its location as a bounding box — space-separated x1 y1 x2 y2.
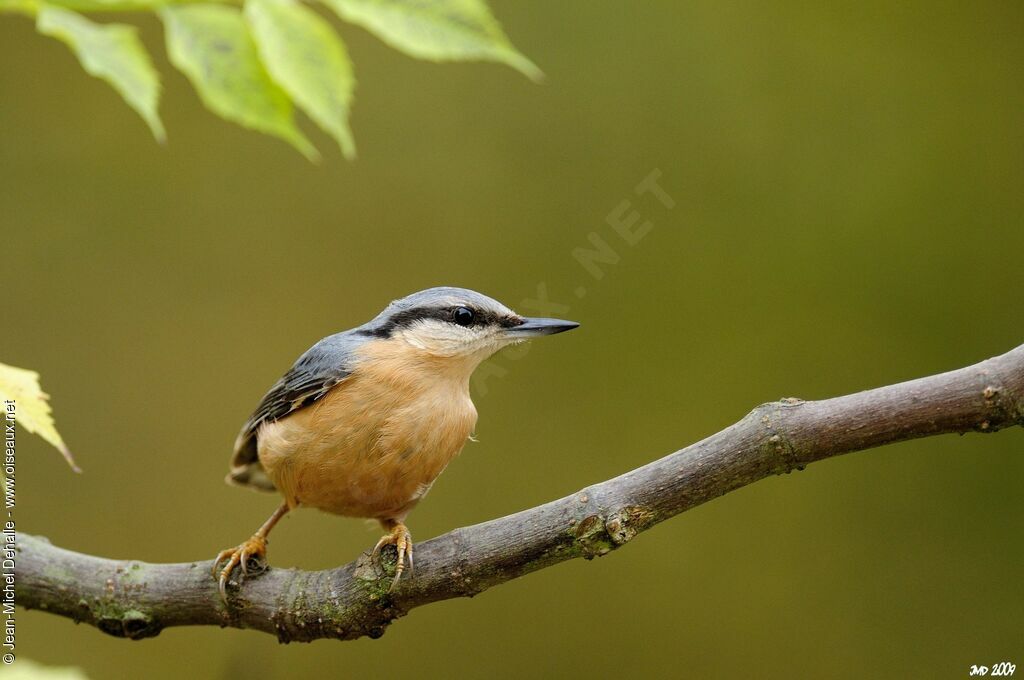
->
452 306 475 327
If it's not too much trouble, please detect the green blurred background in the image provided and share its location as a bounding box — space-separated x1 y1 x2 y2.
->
2 1 1023 678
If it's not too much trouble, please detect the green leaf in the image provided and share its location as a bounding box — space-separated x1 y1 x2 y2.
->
161 5 319 161
246 0 356 159
37 5 165 142
322 0 541 81
0 362 81 473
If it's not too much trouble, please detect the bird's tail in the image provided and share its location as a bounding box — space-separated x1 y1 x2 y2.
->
225 461 277 492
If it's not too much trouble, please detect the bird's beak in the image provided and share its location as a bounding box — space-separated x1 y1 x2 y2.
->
506 317 580 338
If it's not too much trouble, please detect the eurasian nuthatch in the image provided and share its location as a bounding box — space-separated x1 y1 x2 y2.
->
213 287 578 597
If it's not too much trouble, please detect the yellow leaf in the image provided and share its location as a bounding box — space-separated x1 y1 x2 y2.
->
0 362 81 472
0 658 91 680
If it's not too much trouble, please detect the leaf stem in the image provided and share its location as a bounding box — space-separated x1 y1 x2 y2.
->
0 0 238 15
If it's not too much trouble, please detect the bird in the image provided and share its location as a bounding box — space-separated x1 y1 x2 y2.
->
213 286 578 598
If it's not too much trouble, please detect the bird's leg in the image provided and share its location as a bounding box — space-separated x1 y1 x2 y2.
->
212 501 290 601
372 519 413 591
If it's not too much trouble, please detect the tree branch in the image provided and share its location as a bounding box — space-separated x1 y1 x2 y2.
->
16 343 1024 642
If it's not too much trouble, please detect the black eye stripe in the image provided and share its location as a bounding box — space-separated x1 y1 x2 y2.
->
361 304 513 337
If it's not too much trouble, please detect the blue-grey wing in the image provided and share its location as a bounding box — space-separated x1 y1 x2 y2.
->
227 330 365 488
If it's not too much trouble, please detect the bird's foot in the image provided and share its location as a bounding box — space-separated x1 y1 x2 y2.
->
212 534 268 602
372 523 413 592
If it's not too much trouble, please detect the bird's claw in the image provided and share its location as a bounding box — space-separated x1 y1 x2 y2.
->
372 523 413 592
212 535 268 602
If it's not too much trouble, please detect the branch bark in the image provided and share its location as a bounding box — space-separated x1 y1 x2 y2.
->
16 343 1024 642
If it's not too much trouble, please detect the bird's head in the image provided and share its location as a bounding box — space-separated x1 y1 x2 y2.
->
359 287 578 368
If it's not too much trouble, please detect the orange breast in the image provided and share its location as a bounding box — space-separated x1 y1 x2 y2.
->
256 341 478 521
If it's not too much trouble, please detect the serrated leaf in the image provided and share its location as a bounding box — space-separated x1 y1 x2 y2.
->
37 5 165 142
246 0 356 159
322 0 541 81
161 5 319 161
0 362 80 473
